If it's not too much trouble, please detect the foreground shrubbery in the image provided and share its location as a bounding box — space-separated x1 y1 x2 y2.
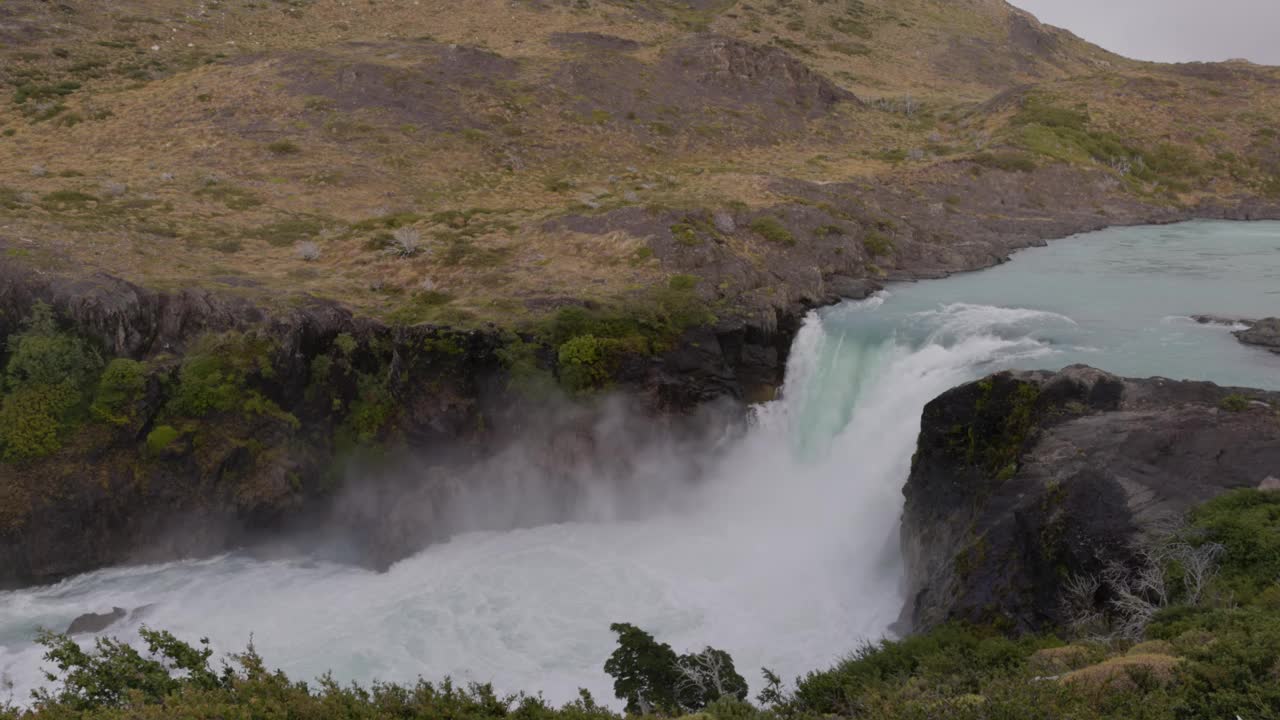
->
4 498 1277 719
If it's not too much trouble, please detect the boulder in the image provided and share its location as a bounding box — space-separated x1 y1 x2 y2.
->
1234 317 1280 354
66 607 127 635
901 365 1280 634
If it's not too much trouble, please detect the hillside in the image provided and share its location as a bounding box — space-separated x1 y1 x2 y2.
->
2 0 1277 330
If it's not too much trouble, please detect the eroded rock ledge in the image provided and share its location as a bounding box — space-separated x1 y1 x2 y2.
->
901 365 1280 634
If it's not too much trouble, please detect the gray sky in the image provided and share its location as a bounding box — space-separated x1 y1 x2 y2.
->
1009 0 1280 66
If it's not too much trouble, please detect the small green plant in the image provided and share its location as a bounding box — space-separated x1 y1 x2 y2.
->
1219 393 1250 412
90 358 148 426
145 425 181 455
266 140 300 155
862 230 894 258
973 151 1037 173
0 302 102 461
749 216 795 246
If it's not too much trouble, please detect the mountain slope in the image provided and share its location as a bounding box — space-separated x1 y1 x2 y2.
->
0 0 1277 330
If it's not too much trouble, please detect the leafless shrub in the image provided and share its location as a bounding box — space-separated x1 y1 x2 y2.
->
675 648 742 707
1061 572 1106 634
1063 528 1226 640
100 181 127 198
389 227 421 258
296 241 321 262
29 164 47 178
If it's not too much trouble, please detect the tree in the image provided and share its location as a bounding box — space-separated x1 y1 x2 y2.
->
603 623 681 714
603 624 748 714
674 647 748 711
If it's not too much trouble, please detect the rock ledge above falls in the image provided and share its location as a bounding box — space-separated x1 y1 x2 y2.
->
901 365 1280 634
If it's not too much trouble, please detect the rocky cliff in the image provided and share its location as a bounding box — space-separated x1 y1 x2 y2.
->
0 266 798 589
901 365 1280 634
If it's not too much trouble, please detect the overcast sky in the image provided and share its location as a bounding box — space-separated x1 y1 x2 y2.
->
1009 0 1280 66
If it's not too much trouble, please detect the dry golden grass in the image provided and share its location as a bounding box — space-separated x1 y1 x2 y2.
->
1 0 1277 326
1062 654 1182 692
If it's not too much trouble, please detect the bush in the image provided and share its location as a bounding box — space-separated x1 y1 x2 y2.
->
144 425 180 456
165 332 276 418
557 335 616 394
603 623 747 714
0 302 102 460
749 216 795 246
1186 489 1280 602
90 358 148 426
973 151 1037 172
1219 393 1250 412
267 140 300 155
0 384 73 460
862 230 894 258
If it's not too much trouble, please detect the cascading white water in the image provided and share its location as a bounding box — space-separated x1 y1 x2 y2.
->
0 298 1068 707
6 219 1278 706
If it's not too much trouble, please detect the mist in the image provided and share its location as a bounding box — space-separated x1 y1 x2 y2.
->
1 296 1061 707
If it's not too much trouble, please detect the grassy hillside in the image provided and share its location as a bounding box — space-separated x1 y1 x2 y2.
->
1 0 1278 329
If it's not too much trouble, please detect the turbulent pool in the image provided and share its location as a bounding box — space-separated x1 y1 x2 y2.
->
2 220 1278 705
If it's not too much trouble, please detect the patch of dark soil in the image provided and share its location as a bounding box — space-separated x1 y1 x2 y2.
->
549 32 642 52
549 34 856 145
277 40 519 131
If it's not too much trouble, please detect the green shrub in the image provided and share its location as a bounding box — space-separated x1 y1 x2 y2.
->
165 332 276 418
342 372 397 445
670 222 701 247
1219 393 1251 412
973 151 1037 172
749 216 795 246
557 335 615 393
0 302 102 460
668 274 698 291
1012 96 1089 131
0 384 74 460
248 217 326 247
90 358 148 426
267 140 300 155
862 230 894 257
1186 489 1280 603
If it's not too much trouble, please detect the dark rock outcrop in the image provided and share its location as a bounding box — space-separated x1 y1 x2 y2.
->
901 365 1280 634
66 607 126 635
0 267 781 589
1235 317 1280 354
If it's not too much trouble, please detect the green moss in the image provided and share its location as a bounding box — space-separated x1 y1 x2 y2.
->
247 217 326 247
194 184 263 210
40 190 99 209
972 151 1037 173
670 222 701 247
948 378 1042 479
266 140 301 155
145 424 181 455
386 291 457 326
421 335 465 356
749 216 795 246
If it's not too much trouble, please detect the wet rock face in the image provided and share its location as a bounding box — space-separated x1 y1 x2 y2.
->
901 365 1280 634
66 607 126 635
1235 317 1280 354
